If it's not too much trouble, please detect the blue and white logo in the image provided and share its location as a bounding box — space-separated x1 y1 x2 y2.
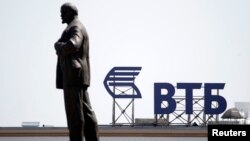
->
103 67 142 98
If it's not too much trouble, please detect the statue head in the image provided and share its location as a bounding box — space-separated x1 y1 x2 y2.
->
60 2 78 24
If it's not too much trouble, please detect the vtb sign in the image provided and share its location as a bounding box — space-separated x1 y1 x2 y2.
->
154 83 227 115
104 67 227 115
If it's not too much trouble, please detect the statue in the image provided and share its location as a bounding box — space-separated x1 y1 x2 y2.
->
54 2 99 141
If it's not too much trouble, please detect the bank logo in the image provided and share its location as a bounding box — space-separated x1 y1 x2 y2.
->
103 67 142 98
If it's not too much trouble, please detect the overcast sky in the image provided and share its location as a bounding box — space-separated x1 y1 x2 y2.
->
0 0 250 127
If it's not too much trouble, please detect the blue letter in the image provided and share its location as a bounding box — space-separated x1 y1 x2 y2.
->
177 83 202 114
204 83 227 114
154 83 176 114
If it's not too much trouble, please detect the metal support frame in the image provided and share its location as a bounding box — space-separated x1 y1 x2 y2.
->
104 67 142 126
155 87 220 126
111 81 135 126
112 98 135 126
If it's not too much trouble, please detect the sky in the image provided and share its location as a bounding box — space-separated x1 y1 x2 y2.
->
0 0 250 127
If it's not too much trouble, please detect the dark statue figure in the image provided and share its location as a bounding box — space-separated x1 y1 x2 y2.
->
54 2 99 141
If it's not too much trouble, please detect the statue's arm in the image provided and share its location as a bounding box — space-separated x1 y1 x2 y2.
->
55 26 83 56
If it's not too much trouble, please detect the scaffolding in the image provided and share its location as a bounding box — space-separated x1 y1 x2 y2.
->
155 88 221 126
104 67 142 126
